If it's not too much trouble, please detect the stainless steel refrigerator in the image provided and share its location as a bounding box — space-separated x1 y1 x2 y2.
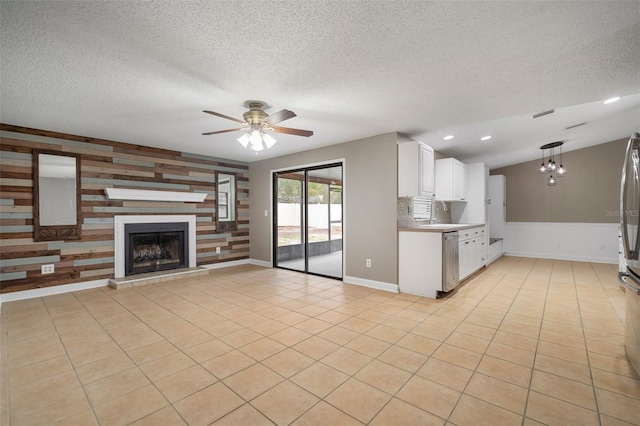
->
618 131 640 376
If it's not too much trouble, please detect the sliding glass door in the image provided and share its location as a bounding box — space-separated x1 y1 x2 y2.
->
274 163 343 279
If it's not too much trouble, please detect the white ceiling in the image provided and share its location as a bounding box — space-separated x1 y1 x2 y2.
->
1 1 639 168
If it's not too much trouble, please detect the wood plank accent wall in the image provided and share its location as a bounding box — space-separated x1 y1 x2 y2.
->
0 124 250 294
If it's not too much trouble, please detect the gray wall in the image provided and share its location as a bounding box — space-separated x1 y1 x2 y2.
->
250 132 399 286
491 138 627 223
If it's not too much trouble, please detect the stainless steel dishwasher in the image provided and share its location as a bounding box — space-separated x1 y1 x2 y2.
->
442 231 460 292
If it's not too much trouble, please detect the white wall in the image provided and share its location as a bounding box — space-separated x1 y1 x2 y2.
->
505 222 618 263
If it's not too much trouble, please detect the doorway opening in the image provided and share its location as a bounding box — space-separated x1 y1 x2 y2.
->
273 163 343 279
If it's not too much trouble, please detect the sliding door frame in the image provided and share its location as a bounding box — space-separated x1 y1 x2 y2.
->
271 159 345 280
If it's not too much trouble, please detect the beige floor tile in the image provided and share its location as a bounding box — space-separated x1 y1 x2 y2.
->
455 322 497 340
369 397 445 426
325 378 392 423
270 326 313 346
223 363 284 400
85 367 150 406
321 346 372 375
345 335 391 357
589 352 640 379
365 323 407 343
212 404 274 426
218 327 263 348
165 328 213 350
445 331 490 354
315 309 352 325
485 340 535 367
499 320 540 339
450 394 522 426
377 346 429 373
295 317 333 334
531 370 597 410
526 391 599 426
11 386 91 425
262 347 315 378
293 335 340 360
251 380 319 425
340 316 378 333
155 364 218 402
476 355 532 388
595 387 640 425
539 328 586 350
537 339 589 365
201 349 256 379
599 414 638 426
239 336 287 361
534 353 593 384
127 340 178 365
94 385 168 426
416 357 473 392
130 406 187 425
291 362 350 398
8 355 73 387
107 322 164 352
591 368 640 399
355 359 412 394
493 330 538 352
291 400 363 426
173 382 244 426
65 340 124 367
396 333 441 356
432 343 482 370
318 325 360 345
396 375 461 419
465 372 528 414
276 310 311 326
55 409 99 425
139 351 196 382
183 338 233 363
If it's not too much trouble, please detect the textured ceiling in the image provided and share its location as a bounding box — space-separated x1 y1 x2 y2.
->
1 1 639 167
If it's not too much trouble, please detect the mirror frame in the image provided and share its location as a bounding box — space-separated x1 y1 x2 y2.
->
33 149 82 242
215 171 238 233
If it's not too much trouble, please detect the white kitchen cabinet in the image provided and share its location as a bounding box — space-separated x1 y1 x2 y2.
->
399 230 443 298
435 158 467 201
398 141 434 197
458 225 485 280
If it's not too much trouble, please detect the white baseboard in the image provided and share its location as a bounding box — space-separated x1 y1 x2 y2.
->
343 275 398 293
504 251 617 264
0 279 109 305
248 259 272 268
0 258 268 306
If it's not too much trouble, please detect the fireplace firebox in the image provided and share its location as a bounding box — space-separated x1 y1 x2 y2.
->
124 222 189 276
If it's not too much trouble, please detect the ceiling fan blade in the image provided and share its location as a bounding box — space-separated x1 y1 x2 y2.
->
263 109 296 125
271 126 314 137
203 110 246 124
201 128 244 136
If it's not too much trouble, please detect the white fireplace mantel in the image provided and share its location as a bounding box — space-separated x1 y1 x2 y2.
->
105 188 207 203
114 215 197 278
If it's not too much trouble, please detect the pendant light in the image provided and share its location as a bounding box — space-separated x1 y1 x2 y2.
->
539 141 567 186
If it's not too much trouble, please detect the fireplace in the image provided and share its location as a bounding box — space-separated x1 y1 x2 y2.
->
114 215 197 279
125 222 188 276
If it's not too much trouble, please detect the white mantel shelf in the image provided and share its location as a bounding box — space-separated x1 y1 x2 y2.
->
105 188 207 202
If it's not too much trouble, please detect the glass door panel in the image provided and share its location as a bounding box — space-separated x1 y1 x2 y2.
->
307 166 342 278
274 171 305 272
273 163 343 279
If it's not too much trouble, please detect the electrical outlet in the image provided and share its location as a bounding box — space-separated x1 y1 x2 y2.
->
41 264 54 274
366 258 372 268
216 247 221 254
264 210 268 217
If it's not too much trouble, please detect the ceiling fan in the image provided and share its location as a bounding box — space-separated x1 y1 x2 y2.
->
202 101 313 152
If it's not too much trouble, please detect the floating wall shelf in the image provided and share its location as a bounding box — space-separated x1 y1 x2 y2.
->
104 188 207 203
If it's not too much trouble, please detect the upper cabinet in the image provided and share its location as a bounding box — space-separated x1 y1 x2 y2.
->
435 158 467 201
398 141 434 197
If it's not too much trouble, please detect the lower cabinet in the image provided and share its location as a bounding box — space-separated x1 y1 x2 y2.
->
459 226 486 280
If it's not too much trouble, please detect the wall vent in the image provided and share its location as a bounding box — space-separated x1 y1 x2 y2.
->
532 109 555 119
565 122 586 130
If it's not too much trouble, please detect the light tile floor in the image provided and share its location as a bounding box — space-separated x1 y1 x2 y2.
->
1 257 640 425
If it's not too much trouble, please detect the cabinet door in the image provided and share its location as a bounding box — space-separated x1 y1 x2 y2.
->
454 160 466 201
419 143 434 196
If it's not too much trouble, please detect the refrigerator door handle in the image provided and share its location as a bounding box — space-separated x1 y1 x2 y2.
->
621 137 640 260
618 272 640 295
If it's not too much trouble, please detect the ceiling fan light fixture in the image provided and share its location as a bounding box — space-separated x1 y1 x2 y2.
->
262 132 277 149
236 133 250 148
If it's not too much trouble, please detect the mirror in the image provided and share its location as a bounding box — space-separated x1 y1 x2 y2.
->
33 150 81 241
216 172 237 232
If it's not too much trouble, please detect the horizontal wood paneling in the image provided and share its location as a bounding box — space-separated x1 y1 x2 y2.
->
0 124 250 294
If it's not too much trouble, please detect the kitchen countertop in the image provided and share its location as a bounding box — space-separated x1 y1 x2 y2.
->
398 223 485 233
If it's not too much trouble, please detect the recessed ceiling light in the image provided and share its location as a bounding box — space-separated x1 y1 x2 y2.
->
604 96 620 104
443 135 454 140
481 135 492 141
